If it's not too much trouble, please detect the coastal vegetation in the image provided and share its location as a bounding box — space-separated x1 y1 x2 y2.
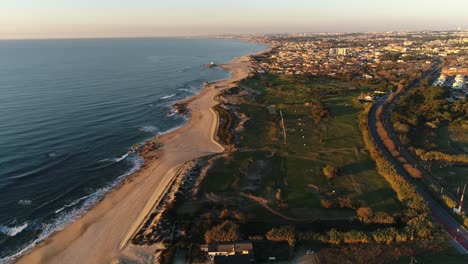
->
144 74 461 263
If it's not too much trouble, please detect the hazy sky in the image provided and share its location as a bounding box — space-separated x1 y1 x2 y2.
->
1 0 467 39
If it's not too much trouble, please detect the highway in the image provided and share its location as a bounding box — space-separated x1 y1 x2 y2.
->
367 66 468 254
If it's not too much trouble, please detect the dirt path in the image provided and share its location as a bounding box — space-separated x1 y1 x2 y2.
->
240 193 316 222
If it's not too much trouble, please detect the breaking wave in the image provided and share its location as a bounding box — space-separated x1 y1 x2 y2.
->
160 94 176 100
113 153 129 162
0 223 28 237
0 156 144 263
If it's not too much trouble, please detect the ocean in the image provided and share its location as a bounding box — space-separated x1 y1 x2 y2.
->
0 37 265 261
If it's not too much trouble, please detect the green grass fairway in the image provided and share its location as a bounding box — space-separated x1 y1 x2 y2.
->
202 74 402 222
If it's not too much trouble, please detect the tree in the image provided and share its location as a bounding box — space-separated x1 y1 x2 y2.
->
372 211 395 224
321 199 335 209
356 207 373 222
219 209 230 219
323 165 339 179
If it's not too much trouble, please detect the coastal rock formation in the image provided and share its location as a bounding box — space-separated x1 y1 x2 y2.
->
129 141 163 162
173 102 189 116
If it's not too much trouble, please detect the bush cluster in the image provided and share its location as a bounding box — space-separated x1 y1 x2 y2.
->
204 220 240 243
265 226 296 246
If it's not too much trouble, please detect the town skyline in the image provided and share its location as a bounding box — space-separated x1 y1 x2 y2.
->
1 0 467 39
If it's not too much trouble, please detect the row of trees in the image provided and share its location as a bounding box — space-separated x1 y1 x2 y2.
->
415 148 468 164
359 109 429 214
264 222 434 246
358 107 438 238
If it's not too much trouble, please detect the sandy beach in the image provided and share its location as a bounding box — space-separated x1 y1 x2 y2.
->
15 48 267 264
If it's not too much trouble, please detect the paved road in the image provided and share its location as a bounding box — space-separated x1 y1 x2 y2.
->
367 68 468 253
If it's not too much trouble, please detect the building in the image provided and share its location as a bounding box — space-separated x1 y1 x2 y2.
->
201 241 254 262
452 74 466 89
329 48 348 56
433 74 447 86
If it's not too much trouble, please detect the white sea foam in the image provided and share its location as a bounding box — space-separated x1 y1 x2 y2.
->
17 200 32 206
0 156 144 263
157 122 187 136
139 125 159 133
176 88 193 94
166 109 177 117
161 94 177 100
47 152 58 158
113 153 129 162
160 94 176 100
54 194 92 214
0 223 28 237
98 153 129 163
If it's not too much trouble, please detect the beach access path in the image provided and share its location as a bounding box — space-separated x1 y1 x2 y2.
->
16 50 264 264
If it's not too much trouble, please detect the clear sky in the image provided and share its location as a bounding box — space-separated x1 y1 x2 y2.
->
1 0 467 39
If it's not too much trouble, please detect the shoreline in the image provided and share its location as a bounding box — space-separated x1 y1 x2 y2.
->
15 45 270 264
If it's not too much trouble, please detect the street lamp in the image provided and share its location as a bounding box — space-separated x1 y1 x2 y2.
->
456 228 460 240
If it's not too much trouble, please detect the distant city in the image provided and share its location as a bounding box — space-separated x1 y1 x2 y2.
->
237 30 467 101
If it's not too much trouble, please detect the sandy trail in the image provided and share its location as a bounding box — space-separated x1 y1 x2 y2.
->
16 49 266 264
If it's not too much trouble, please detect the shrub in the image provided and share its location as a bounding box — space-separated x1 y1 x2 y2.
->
356 207 373 222
395 232 408 242
279 202 289 210
232 211 246 223
372 211 395 224
372 228 396 244
442 194 456 209
343 230 371 243
323 165 339 179
204 220 239 243
327 229 343 245
338 196 358 209
266 226 296 246
219 209 230 219
321 199 335 209
203 212 213 220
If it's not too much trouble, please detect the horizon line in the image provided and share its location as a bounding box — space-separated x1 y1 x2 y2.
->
1 28 466 41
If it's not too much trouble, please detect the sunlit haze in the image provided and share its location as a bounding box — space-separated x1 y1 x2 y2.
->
1 0 467 39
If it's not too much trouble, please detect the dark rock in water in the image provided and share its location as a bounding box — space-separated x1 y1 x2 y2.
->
130 141 163 157
129 143 142 153
173 103 189 116
204 62 217 68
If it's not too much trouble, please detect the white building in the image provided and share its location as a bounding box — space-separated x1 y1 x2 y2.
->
329 48 348 56
433 74 447 86
452 74 466 89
